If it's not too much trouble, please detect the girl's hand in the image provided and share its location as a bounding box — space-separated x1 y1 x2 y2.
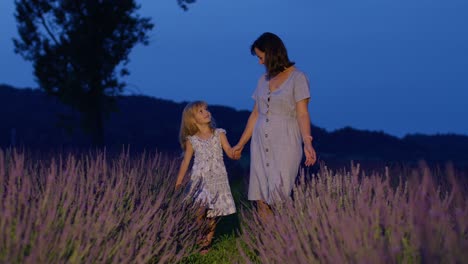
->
232 144 244 159
304 143 317 166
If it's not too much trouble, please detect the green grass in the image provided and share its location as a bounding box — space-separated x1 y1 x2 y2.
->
179 234 242 264
178 214 243 264
178 177 253 264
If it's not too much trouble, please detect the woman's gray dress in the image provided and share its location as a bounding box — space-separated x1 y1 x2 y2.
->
249 69 310 204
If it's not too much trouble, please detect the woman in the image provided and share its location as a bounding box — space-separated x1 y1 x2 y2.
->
232 32 316 213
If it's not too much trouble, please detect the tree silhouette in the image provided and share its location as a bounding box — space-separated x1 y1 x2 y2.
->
13 0 154 146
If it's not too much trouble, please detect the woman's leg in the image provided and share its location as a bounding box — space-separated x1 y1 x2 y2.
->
256 200 273 219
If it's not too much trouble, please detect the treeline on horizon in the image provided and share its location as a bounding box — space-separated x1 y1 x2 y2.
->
1 84 468 170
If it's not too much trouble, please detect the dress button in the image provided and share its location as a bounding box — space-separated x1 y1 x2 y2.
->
265 134 268 138
266 163 269 167
266 118 269 122
265 148 269 152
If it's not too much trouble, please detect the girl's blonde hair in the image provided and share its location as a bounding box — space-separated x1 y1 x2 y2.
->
179 101 216 150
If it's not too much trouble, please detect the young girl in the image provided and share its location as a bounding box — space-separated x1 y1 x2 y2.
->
175 100 237 254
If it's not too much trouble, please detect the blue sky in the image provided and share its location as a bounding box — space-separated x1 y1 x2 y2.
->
1 0 467 137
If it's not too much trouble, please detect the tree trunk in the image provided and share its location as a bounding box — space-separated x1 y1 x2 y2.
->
87 88 105 147
92 107 104 147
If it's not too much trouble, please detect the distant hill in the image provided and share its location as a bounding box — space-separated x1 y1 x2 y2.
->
1 84 468 170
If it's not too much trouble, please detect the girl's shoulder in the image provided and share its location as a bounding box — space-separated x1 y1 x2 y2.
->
215 128 226 135
186 134 197 144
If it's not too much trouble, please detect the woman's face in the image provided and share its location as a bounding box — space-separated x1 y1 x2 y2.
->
254 47 265 65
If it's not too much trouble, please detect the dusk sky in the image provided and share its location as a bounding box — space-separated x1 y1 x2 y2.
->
1 0 467 138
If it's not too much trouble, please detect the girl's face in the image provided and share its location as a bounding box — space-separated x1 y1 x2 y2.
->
193 105 211 125
254 47 265 65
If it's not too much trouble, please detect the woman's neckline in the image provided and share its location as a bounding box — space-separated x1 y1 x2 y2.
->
268 67 296 93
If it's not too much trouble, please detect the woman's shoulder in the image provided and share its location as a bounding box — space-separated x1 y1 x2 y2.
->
292 67 308 77
291 67 310 83
257 73 268 83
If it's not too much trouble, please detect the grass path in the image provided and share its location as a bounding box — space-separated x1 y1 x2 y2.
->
179 214 246 263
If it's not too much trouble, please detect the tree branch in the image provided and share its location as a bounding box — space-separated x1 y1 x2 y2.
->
38 11 60 46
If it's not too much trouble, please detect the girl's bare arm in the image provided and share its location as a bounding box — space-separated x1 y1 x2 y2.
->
175 140 194 188
219 132 237 159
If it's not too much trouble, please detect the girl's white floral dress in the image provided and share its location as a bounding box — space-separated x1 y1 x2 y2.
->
187 128 236 217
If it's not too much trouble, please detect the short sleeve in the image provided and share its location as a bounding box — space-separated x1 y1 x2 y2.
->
187 135 194 145
251 75 266 101
251 86 258 101
293 72 311 102
216 128 226 135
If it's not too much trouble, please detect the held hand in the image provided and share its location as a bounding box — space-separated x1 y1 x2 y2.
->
232 153 241 160
303 143 317 166
232 144 244 160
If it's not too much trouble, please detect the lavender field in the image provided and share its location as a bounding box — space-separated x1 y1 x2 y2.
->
1 148 467 263
0 149 208 263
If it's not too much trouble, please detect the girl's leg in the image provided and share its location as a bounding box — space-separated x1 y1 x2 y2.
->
197 208 217 255
201 217 217 247
196 206 206 225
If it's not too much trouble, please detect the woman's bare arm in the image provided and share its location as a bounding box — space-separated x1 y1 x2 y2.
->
232 102 259 156
296 98 317 166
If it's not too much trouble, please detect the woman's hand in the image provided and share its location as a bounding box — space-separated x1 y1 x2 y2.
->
231 144 244 160
304 142 317 166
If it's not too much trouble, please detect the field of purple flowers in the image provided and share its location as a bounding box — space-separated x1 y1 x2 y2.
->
1 148 467 263
0 149 208 263
239 164 468 263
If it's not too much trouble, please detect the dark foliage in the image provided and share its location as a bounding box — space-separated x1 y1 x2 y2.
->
1 84 468 172
13 0 154 145
177 0 196 11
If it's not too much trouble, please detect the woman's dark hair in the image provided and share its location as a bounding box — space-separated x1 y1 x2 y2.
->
250 32 295 79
